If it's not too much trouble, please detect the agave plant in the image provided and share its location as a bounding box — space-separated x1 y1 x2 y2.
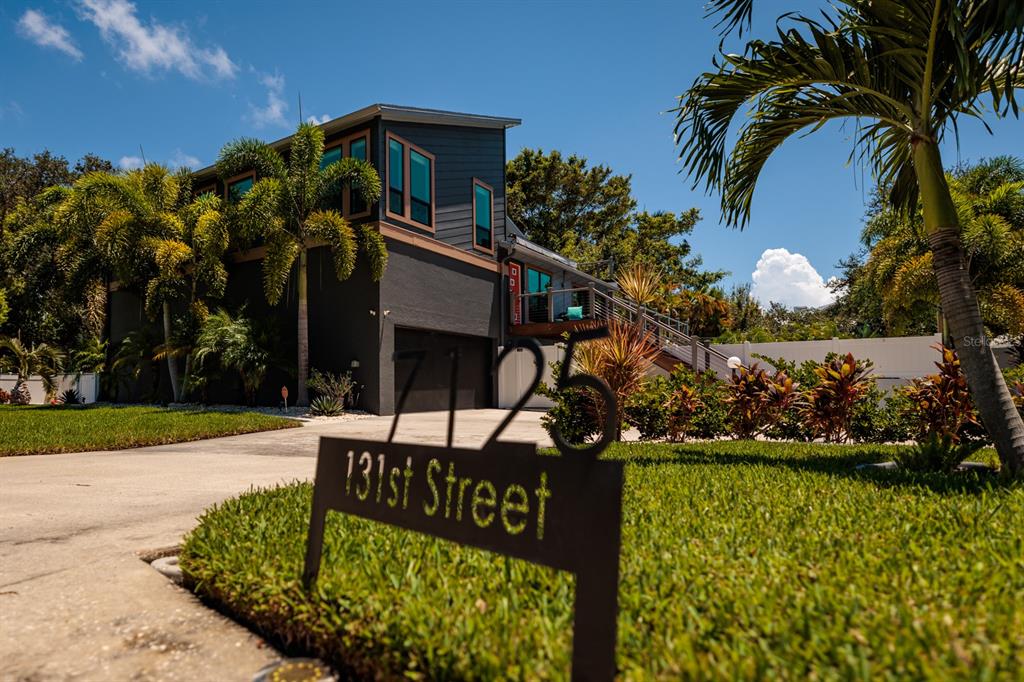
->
0 337 65 404
616 263 663 308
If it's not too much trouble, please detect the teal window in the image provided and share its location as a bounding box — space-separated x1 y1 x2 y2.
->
526 267 552 322
410 149 431 226
320 146 341 170
473 180 493 251
349 136 368 215
388 138 404 215
227 176 253 202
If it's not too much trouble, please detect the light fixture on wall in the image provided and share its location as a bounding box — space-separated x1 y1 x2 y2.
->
350 359 360 369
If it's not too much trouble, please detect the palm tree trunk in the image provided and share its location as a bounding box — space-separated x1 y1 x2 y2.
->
162 301 181 402
915 140 1024 475
297 248 310 406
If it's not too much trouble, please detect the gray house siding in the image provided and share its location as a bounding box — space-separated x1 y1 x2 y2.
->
376 237 500 415
380 122 506 254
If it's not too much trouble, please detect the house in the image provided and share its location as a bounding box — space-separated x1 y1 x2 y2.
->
108 104 648 413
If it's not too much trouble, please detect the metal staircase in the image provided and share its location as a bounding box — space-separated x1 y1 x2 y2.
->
590 289 734 380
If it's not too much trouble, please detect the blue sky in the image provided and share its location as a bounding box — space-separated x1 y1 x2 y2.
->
2 1 1020 306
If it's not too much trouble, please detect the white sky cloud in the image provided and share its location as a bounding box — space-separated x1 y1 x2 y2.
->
307 114 330 125
118 155 143 170
247 71 289 129
77 0 236 80
17 9 84 60
751 248 837 308
168 149 200 169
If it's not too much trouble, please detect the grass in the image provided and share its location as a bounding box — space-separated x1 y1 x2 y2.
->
180 441 1024 680
0 404 299 456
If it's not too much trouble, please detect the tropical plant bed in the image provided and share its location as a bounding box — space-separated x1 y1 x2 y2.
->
180 441 1022 680
0 404 299 456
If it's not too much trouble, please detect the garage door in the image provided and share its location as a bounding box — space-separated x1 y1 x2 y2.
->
394 328 493 413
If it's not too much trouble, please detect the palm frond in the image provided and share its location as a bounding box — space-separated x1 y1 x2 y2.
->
306 210 357 282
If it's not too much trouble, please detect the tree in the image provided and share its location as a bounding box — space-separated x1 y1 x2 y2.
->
147 192 231 399
844 157 1024 337
192 308 273 406
0 148 113 234
675 0 1024 473
57 165 196 401
0 337 64 403
216 123 385 405
507 149 724 289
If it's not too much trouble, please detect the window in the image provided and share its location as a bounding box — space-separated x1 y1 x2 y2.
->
348 135 368 216
472 179 493 252
320 146 342 170
409 150 432 226
194 183 216 198
385 132 435 231
320 130 371 218
526 267 552 322
226 173 254 202
388 138 404 216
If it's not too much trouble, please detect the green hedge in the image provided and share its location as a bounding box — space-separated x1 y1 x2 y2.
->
0 405 298 456
181 441 1023 679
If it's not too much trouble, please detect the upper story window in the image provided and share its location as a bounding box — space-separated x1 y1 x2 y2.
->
194 183 217 199
226 173 255 203
472 178 493 253
386 132 434 231
320 130 372 219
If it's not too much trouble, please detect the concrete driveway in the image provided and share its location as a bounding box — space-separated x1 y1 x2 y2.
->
0 409 549 681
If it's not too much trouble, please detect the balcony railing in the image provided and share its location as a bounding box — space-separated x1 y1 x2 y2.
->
510 285 733 379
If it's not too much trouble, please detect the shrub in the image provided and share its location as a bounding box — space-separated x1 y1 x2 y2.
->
537 365 602 445
681 368 729 439
308 369 355 408
539 321 658 442
624 377 669 440
849 387 916 443
192 308 272 406
665 383 701 441
800 352 874 443
59 388 83 406
309 394 344 417
726 363 799 439
0 388 8 404
895 345 987 471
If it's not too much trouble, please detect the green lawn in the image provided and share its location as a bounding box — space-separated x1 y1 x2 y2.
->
0 405 299 456
181 441 1023 680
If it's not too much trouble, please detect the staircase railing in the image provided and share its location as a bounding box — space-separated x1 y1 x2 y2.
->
591 290 734 380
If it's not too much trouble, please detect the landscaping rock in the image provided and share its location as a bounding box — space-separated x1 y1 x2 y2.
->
150 556 183 585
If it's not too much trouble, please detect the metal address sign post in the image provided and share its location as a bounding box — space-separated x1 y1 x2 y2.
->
303 330 622 681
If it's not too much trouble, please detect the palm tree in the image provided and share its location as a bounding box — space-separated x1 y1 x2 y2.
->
216 122 385 405
675 0 1024 473
147 191 231 400
192 308 271 406
57 165 194 401
859 157 1024 336
0 337 65 403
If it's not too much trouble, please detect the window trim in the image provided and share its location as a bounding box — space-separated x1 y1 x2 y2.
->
321 129 373 220
385 131 435 232
471 178 494 254
224 171 256 203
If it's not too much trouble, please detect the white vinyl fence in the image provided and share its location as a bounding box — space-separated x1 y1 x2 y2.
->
0 373 100 404
712 334 945 392
497 343 565 410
